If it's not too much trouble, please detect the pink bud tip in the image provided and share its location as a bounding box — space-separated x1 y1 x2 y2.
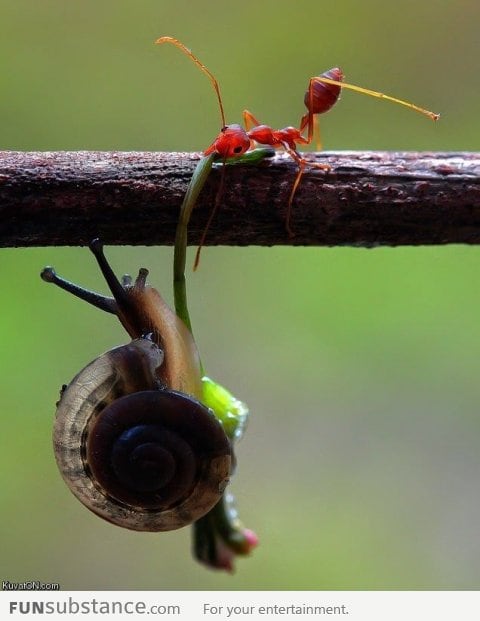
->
243 529 259 550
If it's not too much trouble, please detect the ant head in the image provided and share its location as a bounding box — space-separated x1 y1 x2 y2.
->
204 124 251 158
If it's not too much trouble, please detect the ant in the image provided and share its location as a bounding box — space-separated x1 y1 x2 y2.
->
156 36 439 264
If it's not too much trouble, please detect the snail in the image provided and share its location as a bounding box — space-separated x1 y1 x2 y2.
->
41 239 232 532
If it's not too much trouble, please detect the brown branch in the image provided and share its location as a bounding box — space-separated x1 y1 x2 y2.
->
0 150 479 248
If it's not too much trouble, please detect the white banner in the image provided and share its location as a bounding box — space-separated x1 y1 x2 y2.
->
1 590 479 621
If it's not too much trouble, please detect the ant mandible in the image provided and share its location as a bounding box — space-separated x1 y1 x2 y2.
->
156 36 439 251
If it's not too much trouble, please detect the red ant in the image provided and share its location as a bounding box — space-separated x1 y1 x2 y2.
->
156 37 439 263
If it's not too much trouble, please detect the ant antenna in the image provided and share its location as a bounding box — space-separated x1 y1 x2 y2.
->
311 76 439 121
156 36 226 127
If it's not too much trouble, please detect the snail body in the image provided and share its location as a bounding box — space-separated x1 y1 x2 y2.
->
113 271 203 397
42 241 232 531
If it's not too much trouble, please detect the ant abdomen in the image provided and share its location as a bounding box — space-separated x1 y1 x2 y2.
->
304 67 344 115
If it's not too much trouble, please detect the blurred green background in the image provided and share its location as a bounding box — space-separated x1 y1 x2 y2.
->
1 0 480 590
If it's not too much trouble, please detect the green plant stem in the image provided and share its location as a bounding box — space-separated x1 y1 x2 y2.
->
172 149 272 336
173 153 216 338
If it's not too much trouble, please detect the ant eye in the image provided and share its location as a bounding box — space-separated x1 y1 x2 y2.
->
233 146 243 153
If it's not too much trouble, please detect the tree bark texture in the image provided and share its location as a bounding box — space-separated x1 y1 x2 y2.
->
0 150 479 248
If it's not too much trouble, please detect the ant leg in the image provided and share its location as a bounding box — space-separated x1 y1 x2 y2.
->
299 112 309 133
310 76 439 121
298 79 317 145
298 82 322 149
302 78 326 149
282 144 330 236
313 115 322 151
242 109 262 131
285 161 305 238
193 158 227 271
243 110 266 149
298 111 322 149
284 143 330 172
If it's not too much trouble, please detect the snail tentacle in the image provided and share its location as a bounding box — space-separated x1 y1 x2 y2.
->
40 266 117 315
89 239 139 321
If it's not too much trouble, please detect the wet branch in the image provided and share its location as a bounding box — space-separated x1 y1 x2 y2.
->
0 150 479 248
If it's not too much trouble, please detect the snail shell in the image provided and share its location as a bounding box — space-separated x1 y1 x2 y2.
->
54 338 232 531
